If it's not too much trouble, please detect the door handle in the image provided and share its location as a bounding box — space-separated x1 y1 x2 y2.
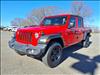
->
75 31 80 34
75 31 78 33
71 29 76 32
71 30 79 34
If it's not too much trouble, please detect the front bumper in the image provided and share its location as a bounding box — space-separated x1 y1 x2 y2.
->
8 38 47 57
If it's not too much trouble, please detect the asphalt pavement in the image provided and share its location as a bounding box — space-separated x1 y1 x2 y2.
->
1 31 100 75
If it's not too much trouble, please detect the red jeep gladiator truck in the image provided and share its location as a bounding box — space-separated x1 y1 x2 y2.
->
9 14 91 68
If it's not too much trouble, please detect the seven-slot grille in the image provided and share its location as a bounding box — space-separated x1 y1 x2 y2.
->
18 31 33 43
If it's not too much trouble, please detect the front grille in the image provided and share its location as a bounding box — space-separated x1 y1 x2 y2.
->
18 31 32 43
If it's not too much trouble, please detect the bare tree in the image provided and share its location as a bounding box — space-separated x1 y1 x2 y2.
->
71 1 92 18
28 6 60 25
11 18 24 27
11 20 17 26
11 6 61 26
71 1 93 27
11 17 34 27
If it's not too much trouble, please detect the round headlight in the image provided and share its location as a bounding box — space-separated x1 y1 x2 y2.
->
34 33 39 38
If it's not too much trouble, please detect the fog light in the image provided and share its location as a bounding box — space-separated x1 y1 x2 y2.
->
27 49 34 54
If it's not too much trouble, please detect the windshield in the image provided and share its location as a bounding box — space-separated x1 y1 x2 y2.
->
43 16 67 26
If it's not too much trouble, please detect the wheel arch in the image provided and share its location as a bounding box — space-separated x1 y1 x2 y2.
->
38 34 64 57
83 32 91 40
38 34 64 47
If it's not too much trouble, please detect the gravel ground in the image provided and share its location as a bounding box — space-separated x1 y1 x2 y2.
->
1 31 100 75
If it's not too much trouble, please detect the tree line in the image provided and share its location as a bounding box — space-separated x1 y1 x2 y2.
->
11 1 92 27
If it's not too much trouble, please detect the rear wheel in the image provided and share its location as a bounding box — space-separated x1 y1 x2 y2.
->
9 29 11 31
42 42 62 68
82 35 90 48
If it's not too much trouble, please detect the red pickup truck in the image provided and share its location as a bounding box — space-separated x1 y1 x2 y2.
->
9 14 91 68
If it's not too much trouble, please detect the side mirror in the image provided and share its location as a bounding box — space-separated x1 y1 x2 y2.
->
68 22 74 28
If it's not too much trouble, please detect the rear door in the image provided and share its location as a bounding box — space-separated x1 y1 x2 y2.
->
67 16 77 45
76 17 84 43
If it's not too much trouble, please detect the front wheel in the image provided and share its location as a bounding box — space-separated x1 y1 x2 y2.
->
42 42 62 68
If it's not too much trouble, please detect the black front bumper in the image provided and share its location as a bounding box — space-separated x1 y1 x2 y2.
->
8 38 47 57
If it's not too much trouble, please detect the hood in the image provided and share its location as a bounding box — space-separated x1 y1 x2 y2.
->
18 26 44 32
18 25 65 34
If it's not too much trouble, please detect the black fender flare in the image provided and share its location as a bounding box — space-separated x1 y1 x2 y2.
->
38 34 64 57
38 34 64 45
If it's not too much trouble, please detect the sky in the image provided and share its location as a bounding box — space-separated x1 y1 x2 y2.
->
1 1 100 28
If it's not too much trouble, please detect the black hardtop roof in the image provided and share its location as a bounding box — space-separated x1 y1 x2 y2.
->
45 14 83 19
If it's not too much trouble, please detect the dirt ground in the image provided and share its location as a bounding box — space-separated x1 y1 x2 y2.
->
1 31 100 75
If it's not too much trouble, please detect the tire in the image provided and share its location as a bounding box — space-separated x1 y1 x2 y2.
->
42 42 62 68
9 29 11 31
82 35 90 48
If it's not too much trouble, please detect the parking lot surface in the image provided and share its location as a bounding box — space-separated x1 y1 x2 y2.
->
1 31 100 75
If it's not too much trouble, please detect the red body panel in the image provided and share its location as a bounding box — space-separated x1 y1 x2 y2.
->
16 14 90 47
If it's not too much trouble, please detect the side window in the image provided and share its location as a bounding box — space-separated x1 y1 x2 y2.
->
68 17 76 28
78 17 82 28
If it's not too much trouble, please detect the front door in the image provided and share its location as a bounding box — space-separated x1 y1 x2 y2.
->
66 16 77 46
